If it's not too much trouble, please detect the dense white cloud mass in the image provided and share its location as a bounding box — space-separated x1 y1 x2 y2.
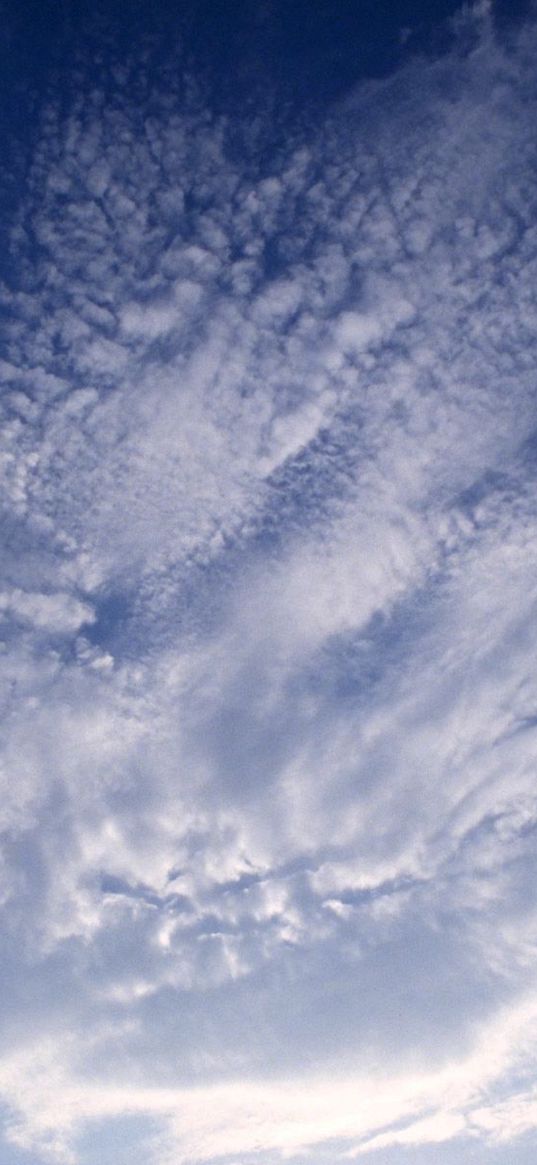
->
1 3 537 1163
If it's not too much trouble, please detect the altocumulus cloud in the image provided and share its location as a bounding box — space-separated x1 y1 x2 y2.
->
2 3 537 1163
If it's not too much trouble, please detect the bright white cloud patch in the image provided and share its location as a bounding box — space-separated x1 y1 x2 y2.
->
1 4 537 1164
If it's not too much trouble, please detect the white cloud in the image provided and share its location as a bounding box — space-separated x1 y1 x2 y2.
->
1 6 537 1164
0 589 94 633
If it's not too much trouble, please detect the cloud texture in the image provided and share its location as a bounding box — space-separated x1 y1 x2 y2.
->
2 3 537 1162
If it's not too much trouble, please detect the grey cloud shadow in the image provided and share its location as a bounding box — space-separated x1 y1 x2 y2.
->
88 899 513 1088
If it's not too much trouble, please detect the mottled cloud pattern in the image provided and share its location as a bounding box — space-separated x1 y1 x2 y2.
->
2 5 537 1164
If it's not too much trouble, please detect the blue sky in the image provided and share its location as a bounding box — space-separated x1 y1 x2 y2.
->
1 1 537 1162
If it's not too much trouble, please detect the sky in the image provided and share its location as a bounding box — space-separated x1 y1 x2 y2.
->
1 0 537 1162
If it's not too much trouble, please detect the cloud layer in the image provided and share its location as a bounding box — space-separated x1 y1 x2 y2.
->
2 4 537 1163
